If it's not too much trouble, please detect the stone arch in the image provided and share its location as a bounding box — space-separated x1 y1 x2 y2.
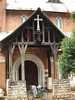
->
13 54 45 87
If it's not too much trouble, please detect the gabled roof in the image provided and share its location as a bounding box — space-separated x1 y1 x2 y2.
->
0 32 12 42
0 8 65 45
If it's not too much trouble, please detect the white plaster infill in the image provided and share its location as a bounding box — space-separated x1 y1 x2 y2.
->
13 54 45 87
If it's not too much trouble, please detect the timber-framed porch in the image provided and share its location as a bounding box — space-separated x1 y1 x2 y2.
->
0 8 64 93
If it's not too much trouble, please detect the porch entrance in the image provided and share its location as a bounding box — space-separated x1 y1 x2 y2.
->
19 60 38 87
13 54 45 87
25 61 38 86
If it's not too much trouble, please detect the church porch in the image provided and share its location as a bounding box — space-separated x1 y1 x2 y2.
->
0 8 64 97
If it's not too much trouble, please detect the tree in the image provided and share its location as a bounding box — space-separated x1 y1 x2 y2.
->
58 31 75 78
58 12 75 78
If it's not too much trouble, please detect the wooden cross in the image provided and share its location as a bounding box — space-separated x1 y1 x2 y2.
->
34 14 43 31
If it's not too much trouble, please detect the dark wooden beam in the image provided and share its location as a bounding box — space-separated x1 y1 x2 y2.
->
42 22 45 43
12 41 53 46
48 31 50 42
47 48 51 77
50 42 58 79
5 48 9 79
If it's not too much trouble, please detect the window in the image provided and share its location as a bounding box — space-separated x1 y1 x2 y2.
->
21 16 28 23
55 16 63 29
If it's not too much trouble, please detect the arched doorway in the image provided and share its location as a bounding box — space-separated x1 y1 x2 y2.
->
18 60 38 87
13 54 45 87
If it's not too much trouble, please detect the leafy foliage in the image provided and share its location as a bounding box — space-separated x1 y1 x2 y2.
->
58 33 75 78
71 12 75 21
58 12 75 78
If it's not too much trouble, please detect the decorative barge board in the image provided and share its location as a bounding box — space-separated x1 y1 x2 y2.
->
0 8 64 91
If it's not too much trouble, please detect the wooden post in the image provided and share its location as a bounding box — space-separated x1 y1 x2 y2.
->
53 43 58 79
42 22 45 43
27 30 30 42
47 48 52 90
33 21 35 41
48 31 50 42
9 48 12 80
50 42 58 79
18 44 27 80
21 53 25 80
18 33 28 80
6 48 9 79
47 49 51 77
9 45 15 80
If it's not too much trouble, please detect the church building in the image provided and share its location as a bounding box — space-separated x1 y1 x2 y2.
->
0 0 75 92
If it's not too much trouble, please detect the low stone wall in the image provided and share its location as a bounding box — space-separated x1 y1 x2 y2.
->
53 79 70 94
52 79 71 99
7 80 27 98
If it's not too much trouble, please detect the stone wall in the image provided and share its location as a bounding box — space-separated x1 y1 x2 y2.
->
53 79 70 95
7 80 27 97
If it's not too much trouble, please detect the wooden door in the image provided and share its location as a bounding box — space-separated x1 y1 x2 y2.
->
25 61 38 88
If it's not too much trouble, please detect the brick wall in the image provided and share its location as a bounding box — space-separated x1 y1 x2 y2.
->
6 10 74 33
12 47 48 69
0 63 6 89
0 51 6 89
0 0 6 32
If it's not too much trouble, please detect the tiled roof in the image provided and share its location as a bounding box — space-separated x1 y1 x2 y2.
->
60 0 75 12
6 0 69 12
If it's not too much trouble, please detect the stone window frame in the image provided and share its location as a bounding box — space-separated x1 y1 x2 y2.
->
21 15 28 23
55 16 63 30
